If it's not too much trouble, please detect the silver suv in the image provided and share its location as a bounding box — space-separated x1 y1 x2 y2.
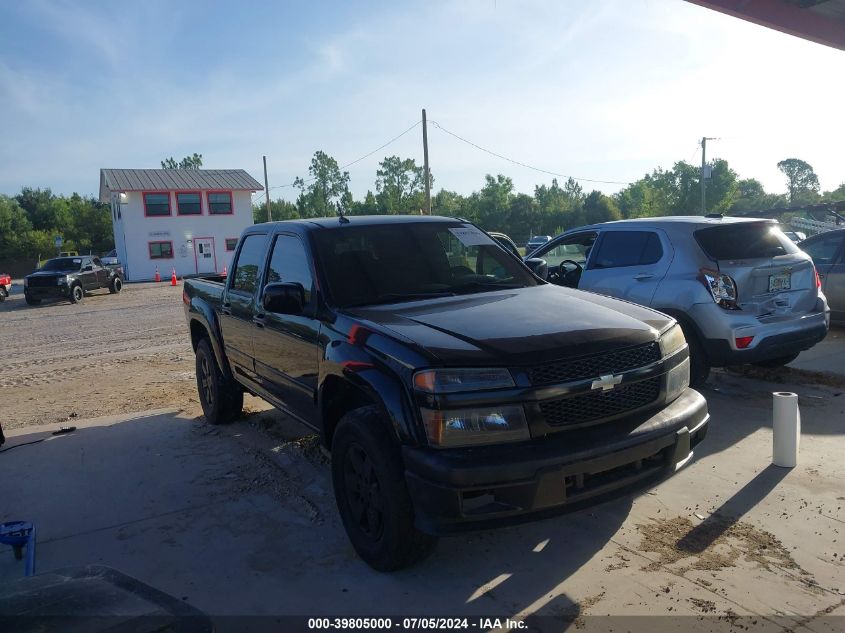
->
525 216 830 384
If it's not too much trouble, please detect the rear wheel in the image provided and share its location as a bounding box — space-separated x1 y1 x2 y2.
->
0 286 7 301
683 326 710 387
332 405 436 571
109 277 123 294
752 353 800 368
69 284 84 304
195 338 242 424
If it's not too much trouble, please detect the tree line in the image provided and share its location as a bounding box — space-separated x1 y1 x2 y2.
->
2 153 842 264
255 152 845 243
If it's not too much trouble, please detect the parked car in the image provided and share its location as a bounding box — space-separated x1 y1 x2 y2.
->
799 228 845 324
524 217 829 385
24 256 124 305
525 234 552 254
0 273 10 301
183 215 708 571
782 231 807 244
101 249 120 266
487 231 521 259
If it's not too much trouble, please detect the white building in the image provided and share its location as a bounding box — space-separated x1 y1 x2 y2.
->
99 168 263 281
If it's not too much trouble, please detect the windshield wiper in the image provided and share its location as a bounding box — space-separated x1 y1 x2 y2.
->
348 291 456 307
449 280 524 294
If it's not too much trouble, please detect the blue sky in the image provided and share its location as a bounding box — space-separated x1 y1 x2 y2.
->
1 0 843 204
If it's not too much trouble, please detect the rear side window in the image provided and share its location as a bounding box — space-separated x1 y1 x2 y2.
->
801 234 844 265
696 223 799 260
230 234 267 295
591 231 663 269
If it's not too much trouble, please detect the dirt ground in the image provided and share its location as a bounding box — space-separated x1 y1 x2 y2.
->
0 282 272 431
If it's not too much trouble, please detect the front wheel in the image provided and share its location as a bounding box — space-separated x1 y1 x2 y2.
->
332 406 436 571
0 286 7 302
69 284 84 304
752 353 800 368
109 277 123 294
195 338 243 424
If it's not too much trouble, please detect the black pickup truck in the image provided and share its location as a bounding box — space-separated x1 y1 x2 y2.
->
24 256 123 305
183 215 709 570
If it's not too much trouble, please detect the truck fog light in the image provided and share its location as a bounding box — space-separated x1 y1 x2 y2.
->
666 357 690 401
421 405 530 448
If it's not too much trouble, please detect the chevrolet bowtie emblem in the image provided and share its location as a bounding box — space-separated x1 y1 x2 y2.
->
591 374 623 391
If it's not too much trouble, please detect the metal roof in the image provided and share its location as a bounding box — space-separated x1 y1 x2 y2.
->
686 0 845 50
99 168 263 200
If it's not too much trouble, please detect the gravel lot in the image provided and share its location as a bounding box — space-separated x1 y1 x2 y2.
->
1 282 231 430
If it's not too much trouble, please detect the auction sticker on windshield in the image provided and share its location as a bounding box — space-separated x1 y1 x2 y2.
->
449 226 496 247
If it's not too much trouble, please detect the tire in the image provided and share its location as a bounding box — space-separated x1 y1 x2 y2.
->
683 327 710 387
332 405 436 571
752 353 800 368
195 337 243 424
25 295 41 306
109 277 123 294
0 286 7 302
69 284 84 304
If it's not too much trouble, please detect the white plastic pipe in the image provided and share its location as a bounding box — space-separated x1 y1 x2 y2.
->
772 392 800 468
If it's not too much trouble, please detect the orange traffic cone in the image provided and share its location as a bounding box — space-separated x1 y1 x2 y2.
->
154 267 161 282
222 265 227 277
170 268 178 286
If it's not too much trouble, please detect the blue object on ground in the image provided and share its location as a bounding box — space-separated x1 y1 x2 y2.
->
0 521 36 576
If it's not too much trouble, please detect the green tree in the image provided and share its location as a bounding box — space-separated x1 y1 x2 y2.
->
375 156 428 214
253 197 300 223
431 190 464 217
777 158 820 204
581 190 621 224
475 174 514 230
161 153 203 169
294 151 351 217
0 195 34 258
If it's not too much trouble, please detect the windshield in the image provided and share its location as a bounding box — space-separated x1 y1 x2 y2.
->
40 257 82 271
313 222 538 308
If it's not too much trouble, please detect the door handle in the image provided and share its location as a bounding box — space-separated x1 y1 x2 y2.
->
818 273 825 279
253 313 266 328
633 273 654 281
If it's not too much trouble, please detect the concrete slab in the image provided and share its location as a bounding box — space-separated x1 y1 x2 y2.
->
1 368 843 630
788 324 845 378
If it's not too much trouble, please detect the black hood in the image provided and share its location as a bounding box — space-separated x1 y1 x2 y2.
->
27 270 73 278
347 284 673 366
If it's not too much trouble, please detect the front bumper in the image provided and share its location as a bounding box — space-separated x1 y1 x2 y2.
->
404 388 708 535
25 286 70 300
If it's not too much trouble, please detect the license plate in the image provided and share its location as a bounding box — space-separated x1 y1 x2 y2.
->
768 271 791 292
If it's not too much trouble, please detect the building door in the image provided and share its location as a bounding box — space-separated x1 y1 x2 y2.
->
194 237 217 274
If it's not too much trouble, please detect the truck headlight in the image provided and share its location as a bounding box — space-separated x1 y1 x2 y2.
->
57 276 68 285
658 324 686 357
413 368 514 393
421 405 530 448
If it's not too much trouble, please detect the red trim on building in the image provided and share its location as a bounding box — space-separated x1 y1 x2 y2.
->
175 190 203 216
148 240 174 259
206 190 234 215
143 192 172 217
224 237 238 251
192 236 219 274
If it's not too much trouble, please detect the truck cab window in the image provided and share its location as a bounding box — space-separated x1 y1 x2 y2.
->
265 234 313 304
230 234 267 295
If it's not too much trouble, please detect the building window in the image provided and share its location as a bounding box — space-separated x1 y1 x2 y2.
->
207 191 233 215
176 192 202 215
143 192 171 217
225 238 238 251
149 241 174 259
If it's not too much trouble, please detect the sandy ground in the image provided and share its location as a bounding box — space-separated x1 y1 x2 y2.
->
0 282 273 431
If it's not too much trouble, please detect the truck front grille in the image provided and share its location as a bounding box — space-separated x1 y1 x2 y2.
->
527 342 660 386
539 377 661 428
27 277 58 288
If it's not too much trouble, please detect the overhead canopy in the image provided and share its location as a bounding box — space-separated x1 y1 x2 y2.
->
686 0 845 50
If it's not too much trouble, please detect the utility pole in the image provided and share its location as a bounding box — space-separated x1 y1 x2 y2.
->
263 155 272 222
422 108 431 215
700 137 717 214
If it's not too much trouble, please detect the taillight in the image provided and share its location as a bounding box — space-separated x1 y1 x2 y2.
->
815 267 821 289
182 290 190 305
699 268 739 310
735 336 754 349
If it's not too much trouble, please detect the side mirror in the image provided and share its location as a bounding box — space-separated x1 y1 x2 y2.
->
524 257 548 280
263 282 305 315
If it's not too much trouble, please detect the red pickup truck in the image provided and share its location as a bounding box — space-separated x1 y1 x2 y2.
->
0 273 11 301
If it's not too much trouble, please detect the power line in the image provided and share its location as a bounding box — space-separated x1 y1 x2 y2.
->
429 120 632 186
254 120 422 200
